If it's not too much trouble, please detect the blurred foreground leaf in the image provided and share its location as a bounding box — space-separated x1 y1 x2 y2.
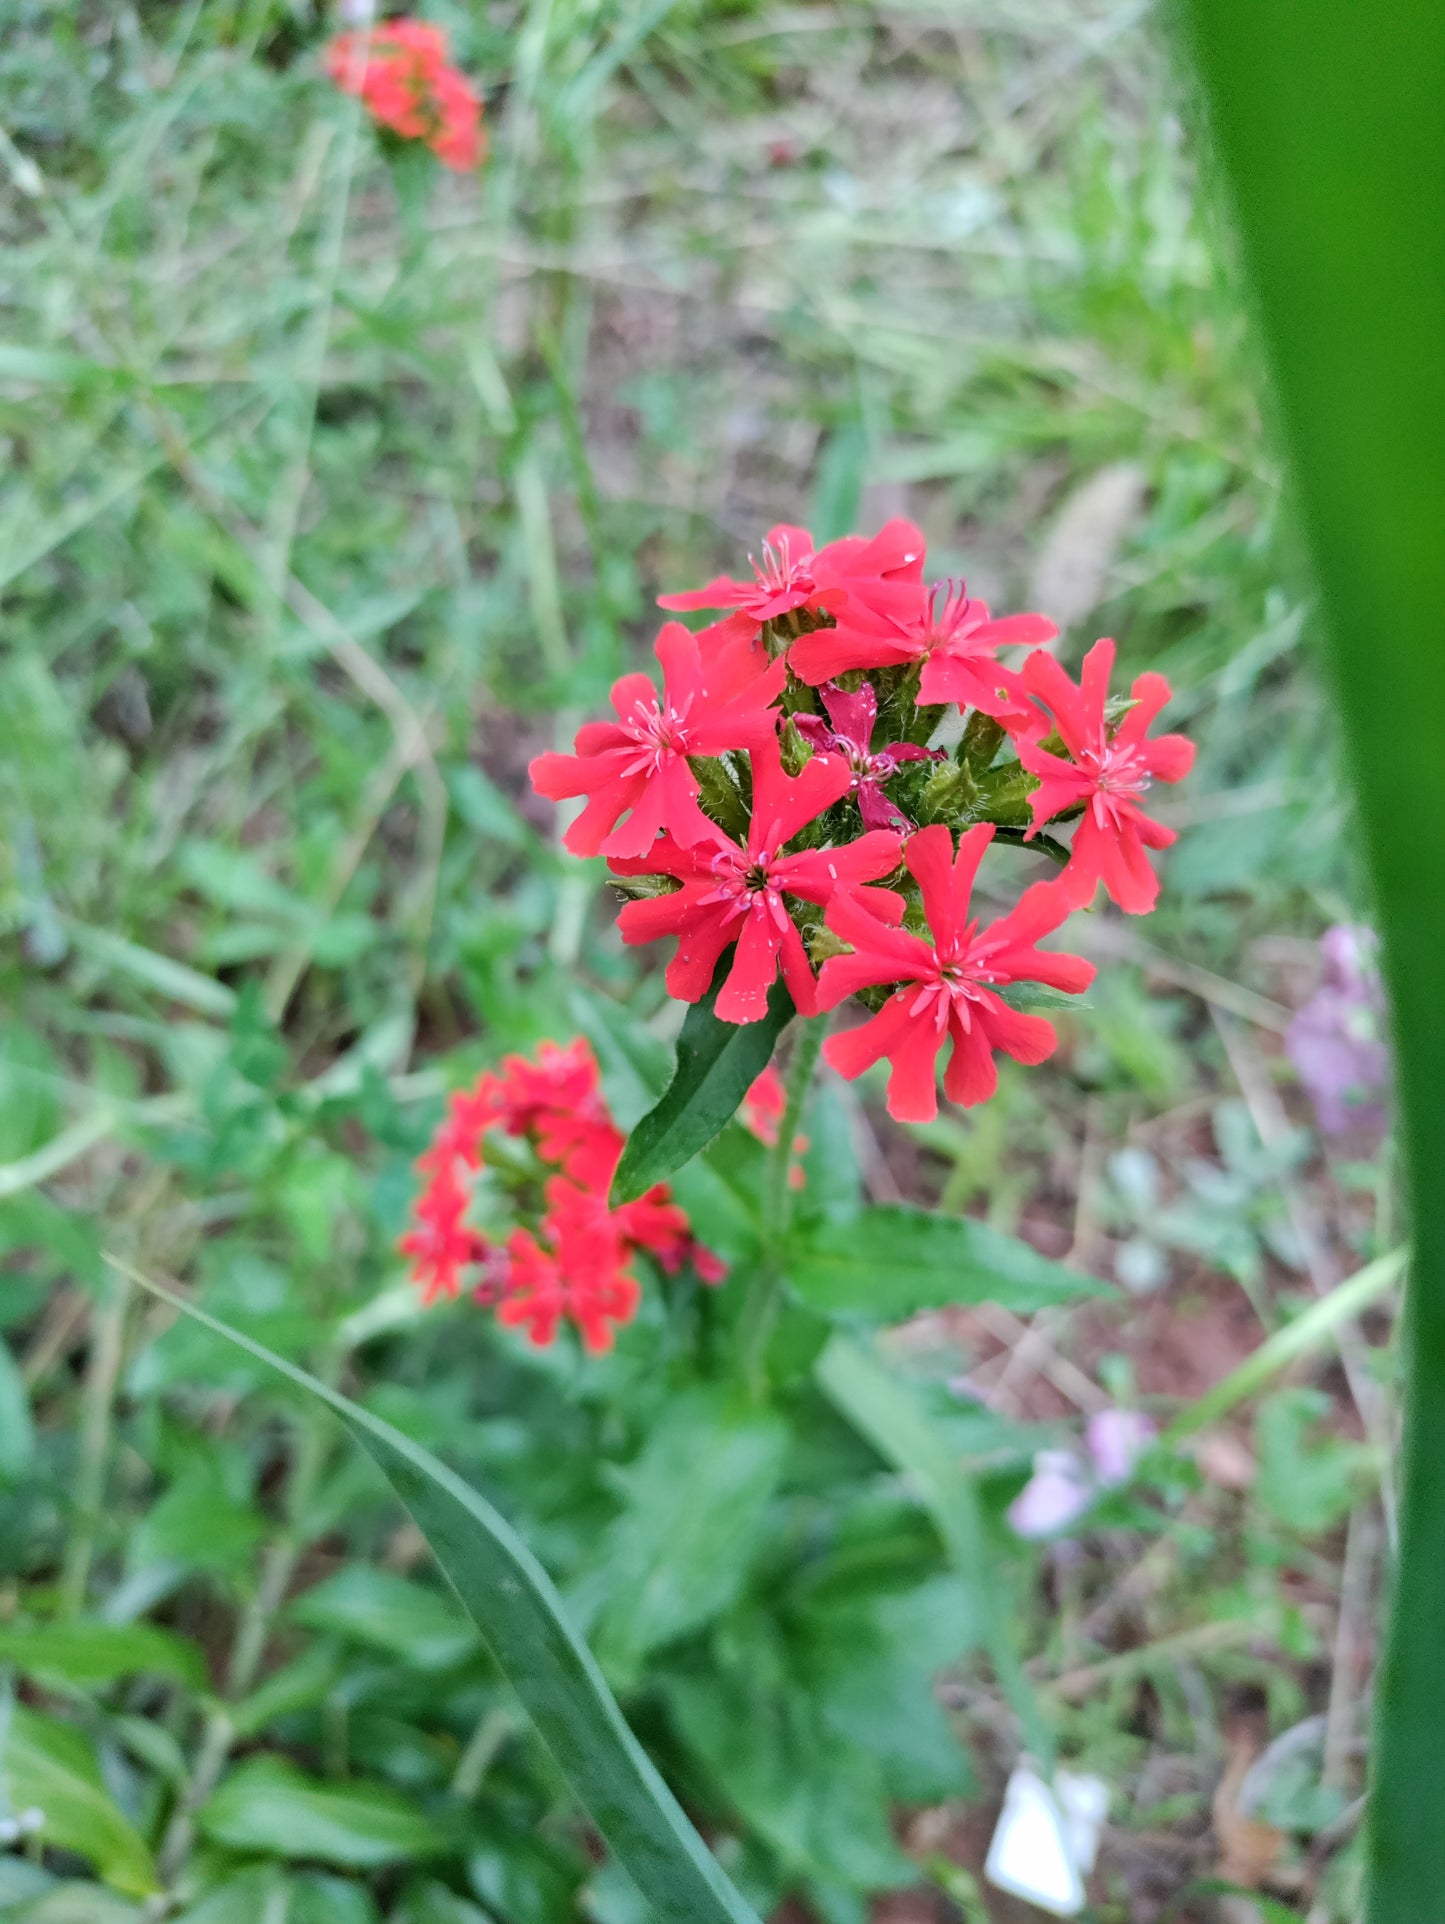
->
1179 1 1445 1913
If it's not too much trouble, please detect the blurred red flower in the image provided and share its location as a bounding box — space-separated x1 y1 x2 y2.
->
326 19 485 172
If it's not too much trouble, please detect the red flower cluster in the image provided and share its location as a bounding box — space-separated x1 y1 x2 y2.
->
530 520 1193 1123
400 1039 722 1350
326 19 484 172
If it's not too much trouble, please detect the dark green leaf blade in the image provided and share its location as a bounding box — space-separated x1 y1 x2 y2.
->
1176 3 1445 1915
786 1204 1106 1320
610 963 794 1205
116 1267 762 1924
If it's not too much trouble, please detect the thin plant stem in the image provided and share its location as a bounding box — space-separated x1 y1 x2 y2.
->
59 1278 129 1618
737 1016 825 1391
157 1396 333 1887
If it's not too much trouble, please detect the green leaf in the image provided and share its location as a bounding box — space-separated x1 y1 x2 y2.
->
610 963 794 1204
172 1866 287 1924
0 1619 205 1689
64 922 236 1019
229 1641 343 1740
396 1884 493 1924
786 1204 1105 1320
467 1829 585 1924
668 1647 915 1892
1254 1389 1369 1537
289 1874 384 1924
591 1389 787 1679
199 1758 447 1869
127 1455 265 1577
0 1857 54 1909
814 1335 1051 1768
289 1566 479 1671
1 1704 158 1896
11 1887 145 1923
118 1266 763 1924
0 1334 34 1480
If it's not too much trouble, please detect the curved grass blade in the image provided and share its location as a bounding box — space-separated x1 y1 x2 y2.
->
1177 5 1445 1915
610 958 793 1205
108 1259 762 1924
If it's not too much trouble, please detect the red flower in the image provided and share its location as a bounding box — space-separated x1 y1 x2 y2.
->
428 64 485 170
613 740 904 1023
529 622 785 859
789 578 1054 721
498 1219 642 1355
400 1036 723 1335
503 1191 636 1353
398 1163 490 1303
480 1038 602 1136
326 20 485 173
792 681 944 831
740 1065 808 1187
658 519 925 629
818 824 1094 1121
414 1081 498 1176
1018 638 1195 915
741 1064 787 1144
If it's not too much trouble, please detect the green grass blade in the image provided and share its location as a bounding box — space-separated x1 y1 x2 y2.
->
108 1261 762 1924
1176 6 1445 1914
1162 1247 1407 1446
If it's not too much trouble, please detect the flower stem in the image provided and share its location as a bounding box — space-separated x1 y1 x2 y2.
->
737 1016 825 1391
157 1396 333 1887
59 1278 128 1618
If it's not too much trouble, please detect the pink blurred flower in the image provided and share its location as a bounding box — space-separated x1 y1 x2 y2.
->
1286 924 1390 1135
1085 1408 1156 1486
1008 1450 1092 1539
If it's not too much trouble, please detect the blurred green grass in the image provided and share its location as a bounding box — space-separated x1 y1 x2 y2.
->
0 4 1389 1921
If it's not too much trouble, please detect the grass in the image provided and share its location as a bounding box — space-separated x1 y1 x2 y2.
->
0 4 1394 1921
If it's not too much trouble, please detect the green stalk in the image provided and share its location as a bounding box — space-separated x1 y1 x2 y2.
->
737 1017 825 1391
59 1279 128 1618
1162 1247 1407 1447
1177 5 1445 1914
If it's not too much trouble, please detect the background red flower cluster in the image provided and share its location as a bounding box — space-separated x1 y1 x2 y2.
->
400 1038 722 1349
326 19 484 171
532 521 1195 1123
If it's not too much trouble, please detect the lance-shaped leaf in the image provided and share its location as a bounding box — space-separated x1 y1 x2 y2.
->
114 1265 762 1924
610 958 794 1204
